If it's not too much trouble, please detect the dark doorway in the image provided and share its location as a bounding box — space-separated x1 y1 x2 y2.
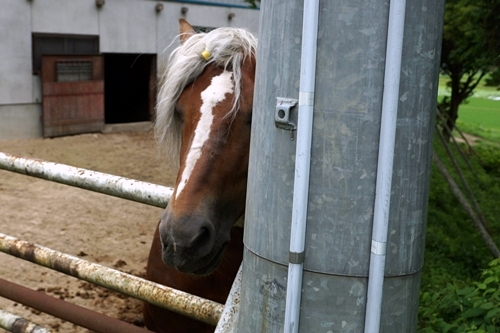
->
104 53 156 124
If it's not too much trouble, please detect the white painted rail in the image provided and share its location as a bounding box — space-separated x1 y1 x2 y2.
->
0 152 173 208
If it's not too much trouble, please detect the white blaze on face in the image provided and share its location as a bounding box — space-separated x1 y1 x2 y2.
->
175 70 234 199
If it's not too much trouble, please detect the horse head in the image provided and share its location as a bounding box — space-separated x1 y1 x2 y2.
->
155 19 256 275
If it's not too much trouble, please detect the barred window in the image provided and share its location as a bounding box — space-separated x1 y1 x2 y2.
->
56 61 93 82
33 34 99 74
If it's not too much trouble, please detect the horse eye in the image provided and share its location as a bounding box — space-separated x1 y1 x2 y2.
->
175 106 184 122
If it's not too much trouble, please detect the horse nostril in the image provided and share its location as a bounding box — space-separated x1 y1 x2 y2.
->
200 226 210 239
160 214 216 260
190 226 214 256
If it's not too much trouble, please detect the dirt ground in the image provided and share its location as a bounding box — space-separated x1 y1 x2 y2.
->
0 129 178 332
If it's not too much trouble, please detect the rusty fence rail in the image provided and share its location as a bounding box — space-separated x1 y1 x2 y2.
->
0 152 173 208
0 278 151 333
0 233 223 326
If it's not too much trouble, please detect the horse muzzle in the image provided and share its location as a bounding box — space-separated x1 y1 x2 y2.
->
158 210 228 275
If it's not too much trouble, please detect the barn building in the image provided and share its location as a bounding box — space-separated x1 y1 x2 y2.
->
0 0 259 140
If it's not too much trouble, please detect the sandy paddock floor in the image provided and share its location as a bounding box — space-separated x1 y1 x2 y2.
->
0 130 178 332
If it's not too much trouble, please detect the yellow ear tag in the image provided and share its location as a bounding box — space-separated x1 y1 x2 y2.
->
201 50 211 61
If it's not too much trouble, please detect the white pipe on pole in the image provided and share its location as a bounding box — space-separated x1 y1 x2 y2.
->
283 0 320 332
364 0 406 332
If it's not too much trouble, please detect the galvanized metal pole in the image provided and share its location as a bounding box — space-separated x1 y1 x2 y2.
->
214 264 243 333
238 0 445 332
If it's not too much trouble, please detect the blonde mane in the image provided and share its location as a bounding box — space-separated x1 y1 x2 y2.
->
155 27 257 169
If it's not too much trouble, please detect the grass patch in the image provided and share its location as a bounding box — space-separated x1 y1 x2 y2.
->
419 127 500 331
458 98 500 130
457 97 500 144
419 137 500 331
456 97 500 142
419 75 500 332
455 121 500 143
438 75 500 141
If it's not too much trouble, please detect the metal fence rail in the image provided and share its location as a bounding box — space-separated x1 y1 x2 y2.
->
0 278 151 333
0 308 52 333
0 152 243 330
0 233 223 326
0 152 173 208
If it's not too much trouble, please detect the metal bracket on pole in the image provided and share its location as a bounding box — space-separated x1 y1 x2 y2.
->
275 97 298 131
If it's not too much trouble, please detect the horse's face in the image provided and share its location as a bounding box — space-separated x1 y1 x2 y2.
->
159 59 254 275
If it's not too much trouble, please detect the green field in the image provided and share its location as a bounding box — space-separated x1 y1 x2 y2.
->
438 76 500 140
458 97 500 127
456 97 500 141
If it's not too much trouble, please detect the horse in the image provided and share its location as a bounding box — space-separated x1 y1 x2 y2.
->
143 19 257 333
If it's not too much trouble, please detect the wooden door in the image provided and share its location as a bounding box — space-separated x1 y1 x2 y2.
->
41 55 104 137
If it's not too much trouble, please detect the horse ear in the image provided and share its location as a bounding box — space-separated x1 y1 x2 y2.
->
179 19 195 44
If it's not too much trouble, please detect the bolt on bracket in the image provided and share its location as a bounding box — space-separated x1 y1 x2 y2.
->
275 97 298 131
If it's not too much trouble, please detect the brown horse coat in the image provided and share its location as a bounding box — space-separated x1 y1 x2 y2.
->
143 19 256 333
144 225 243 333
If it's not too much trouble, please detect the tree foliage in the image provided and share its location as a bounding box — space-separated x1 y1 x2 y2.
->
419 259 500 333
439 0 500 138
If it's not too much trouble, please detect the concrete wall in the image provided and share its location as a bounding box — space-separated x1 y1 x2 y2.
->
0 0 33 106
0 0 259 140
31 0 100 35
0 104 43 139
